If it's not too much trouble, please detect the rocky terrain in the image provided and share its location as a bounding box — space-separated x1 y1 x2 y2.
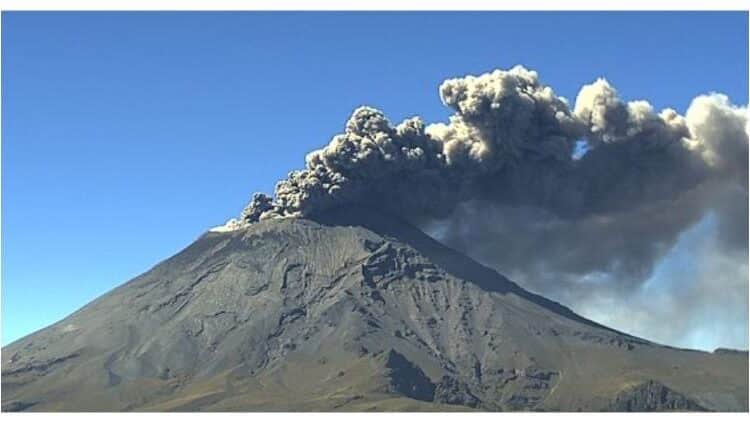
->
1 208 747 411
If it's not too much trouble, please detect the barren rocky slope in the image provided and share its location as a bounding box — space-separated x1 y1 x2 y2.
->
2 208 747 411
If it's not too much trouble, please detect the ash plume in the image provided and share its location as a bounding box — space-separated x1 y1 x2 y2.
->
241 66 745 224
235 65 748 349
240 66 586 222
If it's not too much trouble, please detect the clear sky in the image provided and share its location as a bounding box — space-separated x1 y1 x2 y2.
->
2 11 748 346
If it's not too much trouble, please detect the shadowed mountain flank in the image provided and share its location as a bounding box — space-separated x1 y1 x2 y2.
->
314 207 635 335
2 210 747 411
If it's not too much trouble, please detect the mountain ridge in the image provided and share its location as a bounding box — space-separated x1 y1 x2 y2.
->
2 209 747 411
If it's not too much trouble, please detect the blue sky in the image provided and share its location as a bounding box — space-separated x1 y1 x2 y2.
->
2 11 748 346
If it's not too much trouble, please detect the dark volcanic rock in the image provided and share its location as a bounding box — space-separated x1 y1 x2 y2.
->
1 207 747 411
607 380 707 411
433 375 480 408
381 349 435 401
1 400 38 412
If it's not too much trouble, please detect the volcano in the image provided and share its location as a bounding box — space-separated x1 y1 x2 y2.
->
2 208 747 411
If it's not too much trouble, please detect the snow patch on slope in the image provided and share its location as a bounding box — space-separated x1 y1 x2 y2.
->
209 218 249 233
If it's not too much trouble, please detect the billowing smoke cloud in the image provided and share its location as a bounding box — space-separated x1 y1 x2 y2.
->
235 66 748 350
240 67 586 222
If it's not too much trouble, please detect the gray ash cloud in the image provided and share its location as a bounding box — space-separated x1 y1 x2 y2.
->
241 66 745 224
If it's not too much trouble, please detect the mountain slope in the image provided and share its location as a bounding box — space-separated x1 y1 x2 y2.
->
2 208 747 411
